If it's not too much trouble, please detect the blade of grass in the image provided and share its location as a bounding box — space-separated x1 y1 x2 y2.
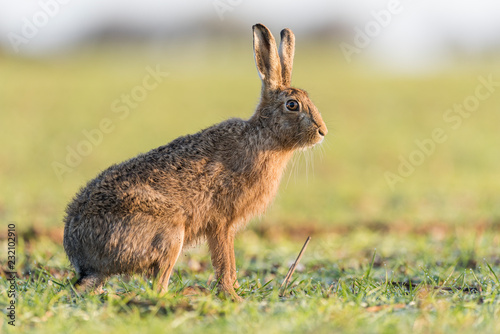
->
364 250 377 280
485 261 500 284
279 236 311 296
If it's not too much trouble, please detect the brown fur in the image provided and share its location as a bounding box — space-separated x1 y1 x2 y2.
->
63 23 328 300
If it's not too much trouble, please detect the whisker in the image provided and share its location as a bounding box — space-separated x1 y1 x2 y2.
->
305 150 309 184
285 150 299 188
310 149 315 179
285 141 303 188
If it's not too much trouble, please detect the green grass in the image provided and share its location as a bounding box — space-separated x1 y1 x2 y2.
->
1 44 500 332
1 227 500 333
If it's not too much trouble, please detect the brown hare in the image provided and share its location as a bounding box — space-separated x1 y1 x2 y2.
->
63 23 327 301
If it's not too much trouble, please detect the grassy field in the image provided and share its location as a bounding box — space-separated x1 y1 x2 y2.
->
1 225 500 333
1 44 500 332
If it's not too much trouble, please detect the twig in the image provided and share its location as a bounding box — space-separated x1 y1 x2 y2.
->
279 236 311 296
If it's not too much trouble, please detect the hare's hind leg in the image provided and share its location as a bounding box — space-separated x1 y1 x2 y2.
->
154 228 184 295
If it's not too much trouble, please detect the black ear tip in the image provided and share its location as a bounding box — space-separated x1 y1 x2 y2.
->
280 28 292 38
253 23 266 31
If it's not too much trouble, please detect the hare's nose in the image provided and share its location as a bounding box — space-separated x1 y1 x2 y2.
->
318 125 328 137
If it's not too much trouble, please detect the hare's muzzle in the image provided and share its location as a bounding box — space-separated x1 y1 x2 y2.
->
316 122 328 142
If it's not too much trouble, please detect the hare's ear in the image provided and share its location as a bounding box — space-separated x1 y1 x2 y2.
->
253 24 282 94
278 28 295 87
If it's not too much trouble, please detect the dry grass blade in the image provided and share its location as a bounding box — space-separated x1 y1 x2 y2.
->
279 236 311 296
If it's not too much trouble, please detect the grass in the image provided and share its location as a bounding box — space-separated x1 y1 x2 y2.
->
1 226 500 333
1 43 500 332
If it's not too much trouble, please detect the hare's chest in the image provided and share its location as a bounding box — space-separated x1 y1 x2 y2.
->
228 177 281 231
231 152 292 223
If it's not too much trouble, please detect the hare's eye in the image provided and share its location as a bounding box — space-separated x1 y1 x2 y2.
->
286 100 300 111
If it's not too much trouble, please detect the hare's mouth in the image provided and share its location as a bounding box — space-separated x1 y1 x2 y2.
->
300 134 324 150
313 135 325 146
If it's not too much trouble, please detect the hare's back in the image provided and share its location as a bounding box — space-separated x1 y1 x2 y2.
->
65 130 219 218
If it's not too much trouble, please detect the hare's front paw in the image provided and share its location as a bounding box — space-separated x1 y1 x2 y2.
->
216 285 244 302
232 294 244 302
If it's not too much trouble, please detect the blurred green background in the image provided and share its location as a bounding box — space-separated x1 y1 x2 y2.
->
1 44 500 231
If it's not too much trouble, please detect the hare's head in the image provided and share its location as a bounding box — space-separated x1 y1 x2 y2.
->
252 24 327 150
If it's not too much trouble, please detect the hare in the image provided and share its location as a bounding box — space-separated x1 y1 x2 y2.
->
63 23 327 300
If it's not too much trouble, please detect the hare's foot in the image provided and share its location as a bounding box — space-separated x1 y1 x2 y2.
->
216 283 244 302
73 273 106 295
